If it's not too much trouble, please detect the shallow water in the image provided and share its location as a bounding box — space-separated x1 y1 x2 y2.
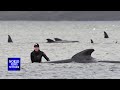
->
0 21 120 79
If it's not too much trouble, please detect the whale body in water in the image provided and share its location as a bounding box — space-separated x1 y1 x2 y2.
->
46 38 79 43
47 49 96 63
46 49 120 63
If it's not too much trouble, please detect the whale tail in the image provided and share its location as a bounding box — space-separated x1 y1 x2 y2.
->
8 35 13 43
71 49 95 63
46 39 55 43
54 38 62 41
104 31 109 38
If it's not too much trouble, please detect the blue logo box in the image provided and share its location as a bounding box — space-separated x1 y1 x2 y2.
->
8 58 21 71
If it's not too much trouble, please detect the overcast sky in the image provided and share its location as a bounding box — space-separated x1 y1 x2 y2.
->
0 11 120 21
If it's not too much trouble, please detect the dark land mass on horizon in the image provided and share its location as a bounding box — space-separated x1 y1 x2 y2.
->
0 11 120 21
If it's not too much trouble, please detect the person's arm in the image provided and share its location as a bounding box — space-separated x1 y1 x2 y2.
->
42 52 50 61
31 52 34 63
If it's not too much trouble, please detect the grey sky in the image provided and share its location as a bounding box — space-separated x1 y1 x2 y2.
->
0 11 120 21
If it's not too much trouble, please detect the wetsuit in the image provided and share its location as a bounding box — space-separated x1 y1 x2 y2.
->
31 50 50 63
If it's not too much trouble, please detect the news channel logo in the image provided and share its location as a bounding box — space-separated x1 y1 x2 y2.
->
8 58 21 71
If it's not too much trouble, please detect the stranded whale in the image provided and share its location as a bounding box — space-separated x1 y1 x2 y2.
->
46 38 79 43
46 49 120 63
54 38 62 41
8 35 13 43
46 39 55 43
47 49 96 63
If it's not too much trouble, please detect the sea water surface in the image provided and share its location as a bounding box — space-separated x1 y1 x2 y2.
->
0 21 120 79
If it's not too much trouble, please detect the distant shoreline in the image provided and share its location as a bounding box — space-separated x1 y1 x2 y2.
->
0 11 120 21
0 20 120 22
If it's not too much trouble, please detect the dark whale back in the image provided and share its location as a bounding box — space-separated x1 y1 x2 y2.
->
54 38 62 41
46 39 55 43
46 49 120 64
71 49 95 63
54 38 79 43
8 35 13 43
47 49 95 63
104 31 109 38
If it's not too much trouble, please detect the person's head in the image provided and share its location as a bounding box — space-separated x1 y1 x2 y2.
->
34 43 40 52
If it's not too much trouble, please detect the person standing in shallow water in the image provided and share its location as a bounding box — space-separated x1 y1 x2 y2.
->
31 43 50 63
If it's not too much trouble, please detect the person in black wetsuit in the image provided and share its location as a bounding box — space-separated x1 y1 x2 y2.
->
31 43 50 63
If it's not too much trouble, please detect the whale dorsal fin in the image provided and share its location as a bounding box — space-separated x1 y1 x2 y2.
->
104 31 109 38
46 39 55 43
91 39 94 43
8 35 13 43
71 49 95 63
54 38 62 41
